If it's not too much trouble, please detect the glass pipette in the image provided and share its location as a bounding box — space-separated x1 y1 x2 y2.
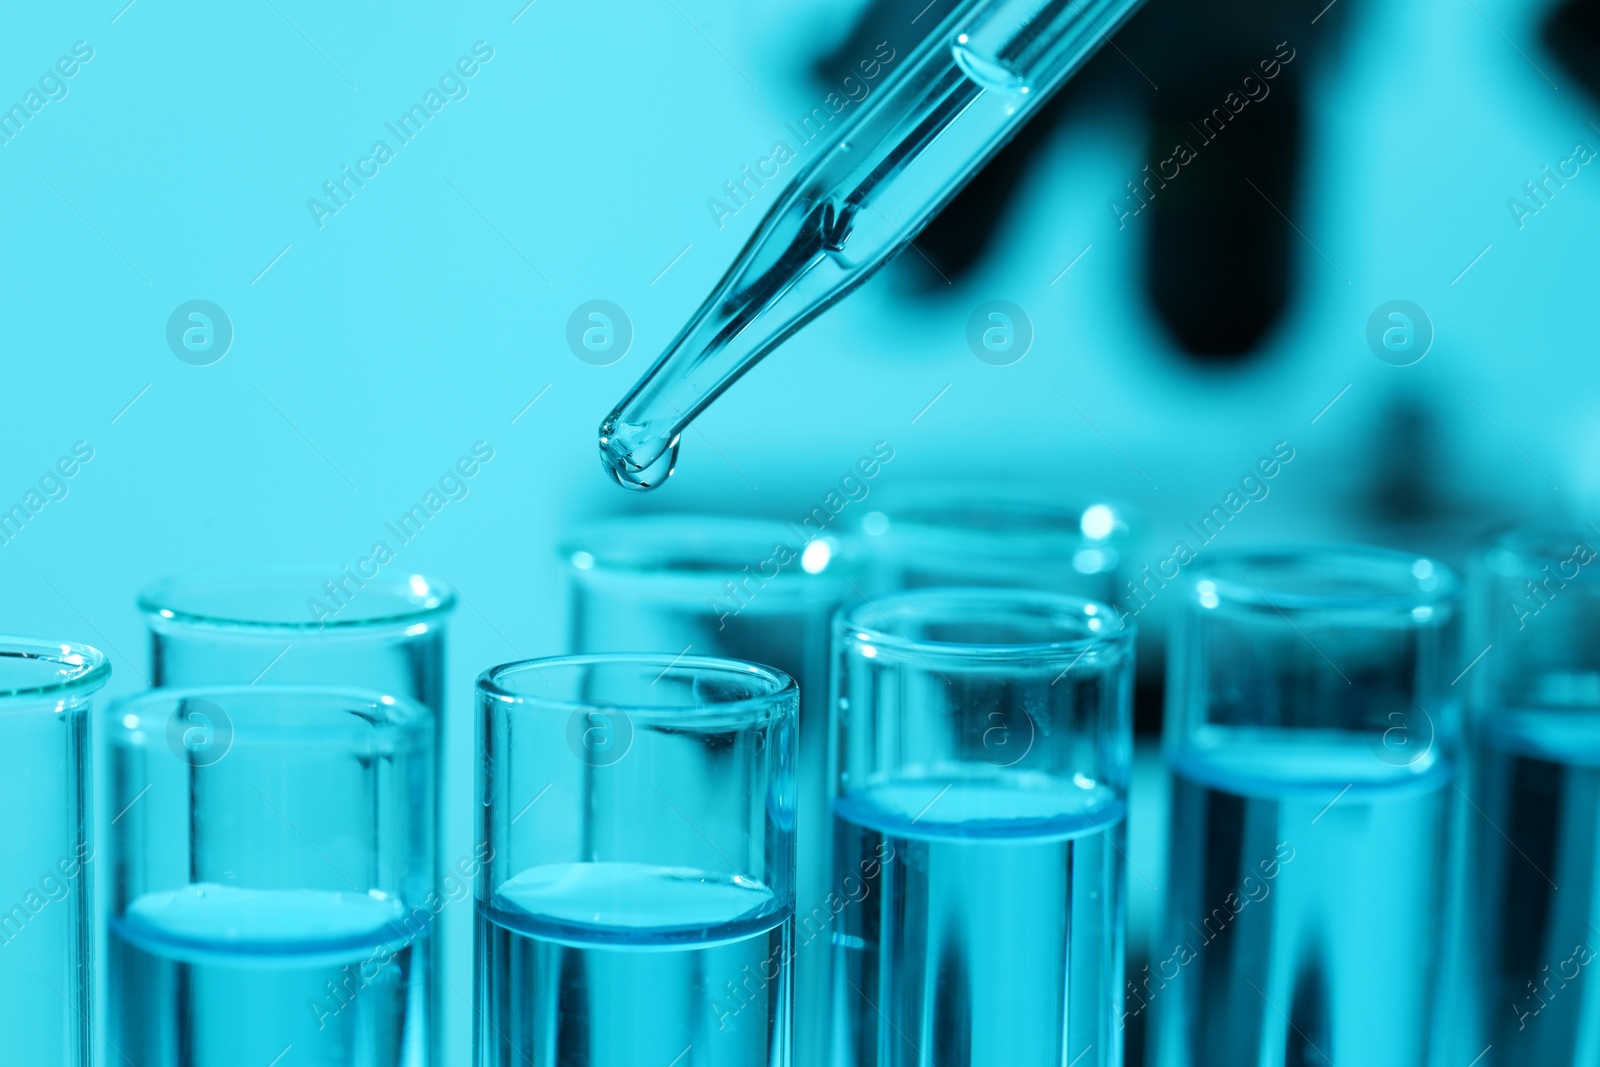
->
599 0 1146 490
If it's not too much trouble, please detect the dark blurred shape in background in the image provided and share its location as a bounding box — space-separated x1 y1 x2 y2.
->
1545 0 1600 98
816 0 1357 362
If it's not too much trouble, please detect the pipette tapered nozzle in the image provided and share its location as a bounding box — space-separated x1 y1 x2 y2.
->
593 0 1146 490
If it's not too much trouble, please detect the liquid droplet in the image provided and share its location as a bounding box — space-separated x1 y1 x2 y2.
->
599 426 680 493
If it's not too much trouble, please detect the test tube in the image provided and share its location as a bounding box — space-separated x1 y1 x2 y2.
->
107 685 434 1066
0 637 106 1067
138 567 456 1059
139 568 453 703
562 515 858 1067
857 484 1137 604
1151 546 1459 1067
1454 527 1600 1063
831 589 1133 1067
476 653 797 1067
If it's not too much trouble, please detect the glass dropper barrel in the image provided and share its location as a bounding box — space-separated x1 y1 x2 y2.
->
598 0 1145 491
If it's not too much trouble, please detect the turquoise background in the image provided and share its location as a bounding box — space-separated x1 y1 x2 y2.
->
1 0 1595 1060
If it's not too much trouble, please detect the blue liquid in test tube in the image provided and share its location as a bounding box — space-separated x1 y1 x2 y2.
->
1454 529 1600 1065
479 865 789 1065
108 686 435 1067
561 515 860 1067
110 886 424 1064
1151 548 1460 1067
833 781 1126 1065
474 654 798 1067
829 590 1133 1067
1162 737 1453 1062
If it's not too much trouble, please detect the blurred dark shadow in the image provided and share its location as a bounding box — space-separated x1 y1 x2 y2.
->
1545 0 1600 98
814 0 1357 364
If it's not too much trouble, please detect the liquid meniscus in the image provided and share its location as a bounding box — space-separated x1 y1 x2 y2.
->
477 862 792 1067
832 777 1125 1067
110 883 427 1067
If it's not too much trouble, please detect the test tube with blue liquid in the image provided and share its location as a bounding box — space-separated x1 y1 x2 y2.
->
107 685 435 1066
475 653 797 1067
563 516 859 1067
1455 527 1600 1064
831 589 1133 1067
1151 547 1459 1066
139 569 457 1060
0 638 106 1067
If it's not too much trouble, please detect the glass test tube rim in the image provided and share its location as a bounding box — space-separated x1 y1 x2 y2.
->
479 652 797 728
837 586 1134 666
1473 523 1600 714
109 683 433 743
561 513 866 602
0 636 110 705
1186 543 1460 618
1483 522 1600 581
861 481 1139 545
138 565 456 635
